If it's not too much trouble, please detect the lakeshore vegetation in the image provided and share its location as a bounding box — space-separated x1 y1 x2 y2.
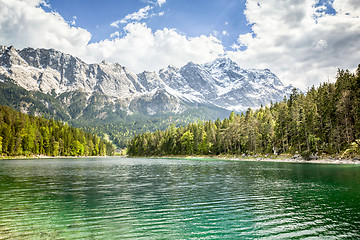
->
0 106 114 157
128 66 360 158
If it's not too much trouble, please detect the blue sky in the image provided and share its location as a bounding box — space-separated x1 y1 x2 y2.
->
0 0 359 88
45 0 250 50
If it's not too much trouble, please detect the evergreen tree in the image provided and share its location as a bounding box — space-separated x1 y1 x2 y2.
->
0 106 114 157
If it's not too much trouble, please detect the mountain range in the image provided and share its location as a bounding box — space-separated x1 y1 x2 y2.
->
0 45 293 146
0 45 292 117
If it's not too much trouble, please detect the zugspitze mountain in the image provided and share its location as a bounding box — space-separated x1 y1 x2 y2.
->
0 45 292 117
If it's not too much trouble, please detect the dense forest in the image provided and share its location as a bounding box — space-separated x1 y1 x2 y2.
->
0 106 114 157
128 66 360 158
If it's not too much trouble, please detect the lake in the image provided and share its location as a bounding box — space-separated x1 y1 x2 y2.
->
0 157 360 239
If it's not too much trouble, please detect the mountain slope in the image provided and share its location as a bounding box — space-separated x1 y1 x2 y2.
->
0 45 292 117
160 57 292 111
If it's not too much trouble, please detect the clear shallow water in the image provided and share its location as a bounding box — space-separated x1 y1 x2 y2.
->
0 157 360 239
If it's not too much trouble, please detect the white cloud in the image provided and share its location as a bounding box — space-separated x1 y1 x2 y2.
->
231 33 253 49
222 31 229 36
110 20 126 28
157 0 166 7
0 0 91 55
1 0 359 89
333 0 360 16
227 0 360 89
86 23 224 72
40 0 50 8
236 33 253 47
110 31 120 38
0 0 224 73
71 16 77 25
111 5 153 27
111 2 166 28
313 39 327 49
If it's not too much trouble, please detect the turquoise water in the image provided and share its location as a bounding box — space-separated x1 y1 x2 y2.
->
0 157 360 239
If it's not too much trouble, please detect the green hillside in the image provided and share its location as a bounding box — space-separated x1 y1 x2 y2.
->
0 105 114 157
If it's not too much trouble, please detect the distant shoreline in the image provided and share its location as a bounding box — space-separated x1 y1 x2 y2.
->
1 155 360 165
144 155 360 165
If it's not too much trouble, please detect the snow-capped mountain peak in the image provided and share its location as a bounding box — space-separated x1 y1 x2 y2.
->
204 57 238 70
0 45 292 116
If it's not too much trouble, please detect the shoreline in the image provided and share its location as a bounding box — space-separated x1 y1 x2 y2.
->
149 155 360 165
1 154 360 165
0 155 110 160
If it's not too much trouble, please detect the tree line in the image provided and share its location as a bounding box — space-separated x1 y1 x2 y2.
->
0 106 114 156
127 66 360 158
81 106 230 149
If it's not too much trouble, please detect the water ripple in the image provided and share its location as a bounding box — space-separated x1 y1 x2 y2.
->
0 157 360 239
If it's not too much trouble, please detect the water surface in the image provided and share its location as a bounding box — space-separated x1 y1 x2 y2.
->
0 157 360 239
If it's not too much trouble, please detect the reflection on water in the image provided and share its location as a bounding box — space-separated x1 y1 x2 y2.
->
0 157 360 239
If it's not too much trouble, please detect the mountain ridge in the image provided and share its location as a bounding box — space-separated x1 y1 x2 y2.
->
0 45 293 118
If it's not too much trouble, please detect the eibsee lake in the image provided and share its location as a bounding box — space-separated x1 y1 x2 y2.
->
0 157 360 239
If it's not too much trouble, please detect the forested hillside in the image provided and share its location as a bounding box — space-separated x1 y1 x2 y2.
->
0 106 114 157
128 66 360 158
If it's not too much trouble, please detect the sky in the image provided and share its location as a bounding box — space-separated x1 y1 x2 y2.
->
0 0 359 89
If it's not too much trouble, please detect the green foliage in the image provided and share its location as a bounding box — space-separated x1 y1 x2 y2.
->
342 139 360 157
0 105 114 157
181 130 194 154
128 65 360 157
300 150 312 161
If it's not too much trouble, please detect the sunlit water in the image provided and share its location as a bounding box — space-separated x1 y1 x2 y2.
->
0 157 360 239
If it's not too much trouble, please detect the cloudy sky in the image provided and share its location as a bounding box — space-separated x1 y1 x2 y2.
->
0 0 359 89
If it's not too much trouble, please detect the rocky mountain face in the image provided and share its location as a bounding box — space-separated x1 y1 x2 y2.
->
0 45 292 119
